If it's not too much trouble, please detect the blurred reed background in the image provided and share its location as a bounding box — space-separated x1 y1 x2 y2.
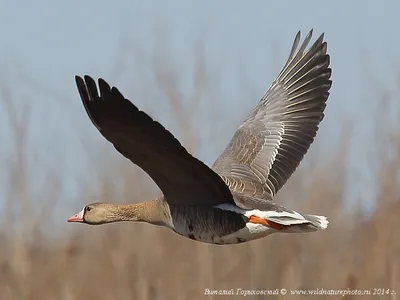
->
0 1 399 299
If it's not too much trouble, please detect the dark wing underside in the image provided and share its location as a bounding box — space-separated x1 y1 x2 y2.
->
75 76 234 206
212 30 332 207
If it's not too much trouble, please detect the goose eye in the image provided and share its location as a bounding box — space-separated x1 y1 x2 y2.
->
86 206 91 212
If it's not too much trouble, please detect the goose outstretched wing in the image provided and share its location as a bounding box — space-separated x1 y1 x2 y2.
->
75 76 234 205
212 30 332 203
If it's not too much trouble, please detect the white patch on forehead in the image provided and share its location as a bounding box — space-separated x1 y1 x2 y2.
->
77 208 84 219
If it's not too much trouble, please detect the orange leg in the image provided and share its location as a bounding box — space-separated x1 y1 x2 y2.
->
248 215 287 230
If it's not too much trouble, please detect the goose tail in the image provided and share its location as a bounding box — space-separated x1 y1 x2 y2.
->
302 213 329 230
254 209 329 233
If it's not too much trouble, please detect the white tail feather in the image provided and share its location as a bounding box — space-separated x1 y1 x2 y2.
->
215 203 329 231
303 214 329 230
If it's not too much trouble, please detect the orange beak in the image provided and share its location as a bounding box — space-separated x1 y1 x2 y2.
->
67 209 84 223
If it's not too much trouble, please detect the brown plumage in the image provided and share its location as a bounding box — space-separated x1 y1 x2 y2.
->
67 30 332 245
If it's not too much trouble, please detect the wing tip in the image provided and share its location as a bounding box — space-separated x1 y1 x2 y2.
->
75 75 111 88
97 77 108 87
75 75 85 88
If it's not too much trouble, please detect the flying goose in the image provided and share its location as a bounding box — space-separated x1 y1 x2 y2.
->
67 30 332 245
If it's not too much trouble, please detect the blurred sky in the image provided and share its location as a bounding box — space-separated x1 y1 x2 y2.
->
0 0 399 219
